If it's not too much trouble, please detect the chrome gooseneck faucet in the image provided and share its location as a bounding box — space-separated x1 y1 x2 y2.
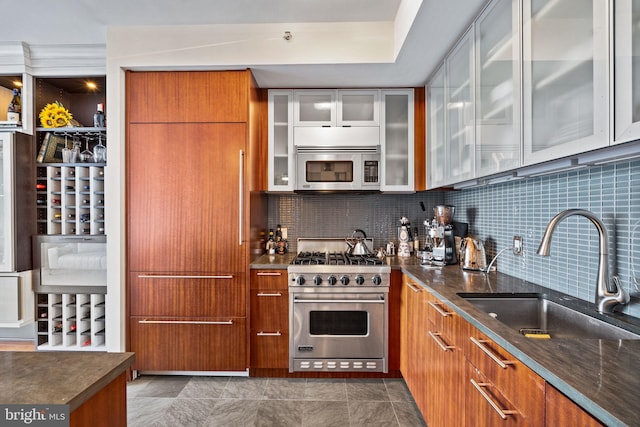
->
537 209 629 314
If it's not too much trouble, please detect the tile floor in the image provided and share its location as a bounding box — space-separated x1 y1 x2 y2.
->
127 376 426 427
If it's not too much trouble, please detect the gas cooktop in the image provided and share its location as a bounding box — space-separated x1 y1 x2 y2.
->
291 251 384 266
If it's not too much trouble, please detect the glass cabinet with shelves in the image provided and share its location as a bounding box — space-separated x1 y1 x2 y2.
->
268 90 294 191
381 89 414 191
446 29 475 184
427 65 446 189
614 0 640 144
474 0 521 177
293 89 379 127
522 0 608 164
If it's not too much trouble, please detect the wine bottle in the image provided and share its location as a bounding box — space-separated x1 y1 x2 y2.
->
7 89 21 122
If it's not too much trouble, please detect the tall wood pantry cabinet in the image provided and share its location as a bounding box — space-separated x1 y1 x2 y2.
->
126 70 266 372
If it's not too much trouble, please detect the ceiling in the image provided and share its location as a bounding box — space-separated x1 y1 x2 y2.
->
1 0 487 87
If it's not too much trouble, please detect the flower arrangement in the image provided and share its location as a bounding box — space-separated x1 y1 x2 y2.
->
39 101 73 128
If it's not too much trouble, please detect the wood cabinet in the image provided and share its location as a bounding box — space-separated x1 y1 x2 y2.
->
545 383 604 427
126 70 264 372
463 324 545 426
423 292 465 427
249 269 288 369
400 275 428 414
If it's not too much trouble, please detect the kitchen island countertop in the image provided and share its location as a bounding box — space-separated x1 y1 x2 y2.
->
0 351 134 412
251 254 640 426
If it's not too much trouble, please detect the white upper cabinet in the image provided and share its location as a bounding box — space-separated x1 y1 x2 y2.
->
293 90 379 127
294 90 336 126
338 90 380 126
613 0 640 144
380 89 414 192
427 66 446 189
446 29 475 184
475 0 521 177
522 0 609 165
268 90 294 192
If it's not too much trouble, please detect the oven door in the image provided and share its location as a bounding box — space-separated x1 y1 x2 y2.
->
291 292 387 359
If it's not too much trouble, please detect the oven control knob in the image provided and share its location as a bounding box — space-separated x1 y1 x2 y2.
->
340 276 350 286
372 275 382 286
296 276 306 286
313 275 323 286
327 275 337 286
355 275 365 285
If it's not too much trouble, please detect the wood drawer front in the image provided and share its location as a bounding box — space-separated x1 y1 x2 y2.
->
250 290 289 330
130 316 247 372
424 291 456 332
129 274 246 317
250 329 289 369
465 328 545 425
250 269 288 290
466 362 527 426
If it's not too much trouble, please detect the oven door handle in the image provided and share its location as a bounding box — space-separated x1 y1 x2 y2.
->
293 297 385 304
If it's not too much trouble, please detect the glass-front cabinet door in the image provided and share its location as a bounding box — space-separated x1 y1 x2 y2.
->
522 0 608 164
268 90 294 191
294 90 336 126
0 133 13 272
614 0 640 144
380 90 414 192
446 29 475 184
338 90 380 126
475 0 521 177
427 65 446 189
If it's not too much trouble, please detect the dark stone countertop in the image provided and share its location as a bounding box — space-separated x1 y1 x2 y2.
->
251 254 640 426
0 351 134 412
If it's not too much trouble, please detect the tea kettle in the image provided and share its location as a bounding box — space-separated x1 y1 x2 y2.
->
460 237 487 271
346 229 372 255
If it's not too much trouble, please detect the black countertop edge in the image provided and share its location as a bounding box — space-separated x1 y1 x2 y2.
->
401 265 639 427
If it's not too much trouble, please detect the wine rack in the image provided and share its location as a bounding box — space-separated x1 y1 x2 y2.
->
36 293 105 351
36 165 105 235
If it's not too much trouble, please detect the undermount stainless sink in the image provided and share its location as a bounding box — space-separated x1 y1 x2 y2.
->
458 293 640 340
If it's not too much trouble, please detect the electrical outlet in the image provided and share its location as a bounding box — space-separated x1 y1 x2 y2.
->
281 227 288 240
513 236 523 255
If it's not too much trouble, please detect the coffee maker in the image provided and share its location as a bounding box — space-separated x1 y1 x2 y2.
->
426 205 457 265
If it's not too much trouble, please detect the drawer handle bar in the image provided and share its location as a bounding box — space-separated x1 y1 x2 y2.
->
257 292 282 297
256 331 282 336
137 275 234 279
470 337 513 369
406 282 422 293
139 319 233 325
256 272 282 276
427 300 451 317
428 331 455 352
470 379 518 419
293 298 385 304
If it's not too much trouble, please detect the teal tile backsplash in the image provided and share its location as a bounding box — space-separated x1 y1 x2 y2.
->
268 160 640 318
445 160 640 318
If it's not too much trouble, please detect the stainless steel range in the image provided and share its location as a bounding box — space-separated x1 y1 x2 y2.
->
288 238 391 373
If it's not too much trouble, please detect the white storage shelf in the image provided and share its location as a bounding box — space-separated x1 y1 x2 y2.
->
36 293 105 351
36 165 105 235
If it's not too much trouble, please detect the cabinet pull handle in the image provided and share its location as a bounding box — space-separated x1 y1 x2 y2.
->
239 149 244 246
470 337 514 369
137 275 234 279
256 331 282 336
256 272 282 276
427 300 451 317
406 282 422 293
428 331 455 352
470 379 518 419
257 292 282 297
139 319 233 325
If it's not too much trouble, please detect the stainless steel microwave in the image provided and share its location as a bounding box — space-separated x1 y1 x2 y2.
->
295 150 380 191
